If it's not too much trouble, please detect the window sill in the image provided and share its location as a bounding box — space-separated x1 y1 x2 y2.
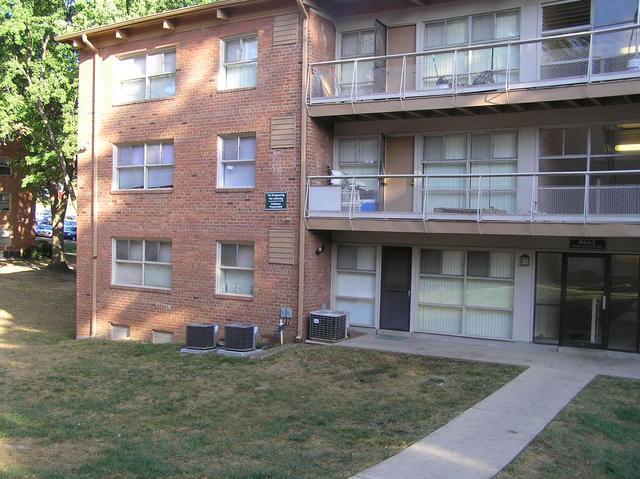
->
110 284 172 294
112 96 175 107
111 189 173 195
217 86 257 94
214 187 255 193
214 293 254 302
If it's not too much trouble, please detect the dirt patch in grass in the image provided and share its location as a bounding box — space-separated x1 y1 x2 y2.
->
498 376 640 479
0 259 523 479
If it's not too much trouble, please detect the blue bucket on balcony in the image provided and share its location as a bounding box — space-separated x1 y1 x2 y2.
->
360 200 378 212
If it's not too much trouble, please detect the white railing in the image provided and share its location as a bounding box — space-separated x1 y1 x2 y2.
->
308 24 640 104
306 170 640 223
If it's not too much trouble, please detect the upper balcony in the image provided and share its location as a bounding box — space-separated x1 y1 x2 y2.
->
308 24 640 118
305 170 640 237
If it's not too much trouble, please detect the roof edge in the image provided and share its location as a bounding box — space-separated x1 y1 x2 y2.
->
55 0 263 42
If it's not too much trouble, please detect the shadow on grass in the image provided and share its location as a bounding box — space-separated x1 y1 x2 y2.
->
0 259 75 347
0 260 524 479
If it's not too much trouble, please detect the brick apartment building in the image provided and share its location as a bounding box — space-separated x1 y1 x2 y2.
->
60 0 640 353
0 143 36 256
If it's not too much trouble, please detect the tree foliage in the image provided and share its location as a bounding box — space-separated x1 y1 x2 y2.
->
0 0 211 267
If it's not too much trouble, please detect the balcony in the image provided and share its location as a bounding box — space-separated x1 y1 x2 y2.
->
308 24 640 117
305 170 640 237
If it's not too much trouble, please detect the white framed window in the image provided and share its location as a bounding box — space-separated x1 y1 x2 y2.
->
222 35 258 90
217 242 254 296
0 158 11 176
423 131 518 213
0 226 11 245
334 244 377 327
0 193 10 212
219 135 256 188
114 142 174 190
112 239 172 289
423 9 520 88
416 248 515 339
116 50 176 104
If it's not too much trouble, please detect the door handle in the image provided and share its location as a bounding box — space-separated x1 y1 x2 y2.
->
602 295 607 310
408 290 411 298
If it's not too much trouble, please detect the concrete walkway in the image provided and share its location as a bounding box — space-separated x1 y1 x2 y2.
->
342 332 640 479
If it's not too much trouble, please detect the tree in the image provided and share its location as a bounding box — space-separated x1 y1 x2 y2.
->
0 0 210 269
0 0 78 269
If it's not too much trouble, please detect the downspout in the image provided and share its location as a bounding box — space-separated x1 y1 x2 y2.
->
82 34 99 338
295 0 309 341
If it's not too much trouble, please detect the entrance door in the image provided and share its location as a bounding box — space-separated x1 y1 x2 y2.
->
384 137 414 212
561 255 608 348
380 247 412 331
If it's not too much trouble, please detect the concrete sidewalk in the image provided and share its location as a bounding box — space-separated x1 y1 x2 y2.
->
343 332 640 479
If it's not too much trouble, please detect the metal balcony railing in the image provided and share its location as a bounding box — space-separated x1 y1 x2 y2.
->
306 170 640 224
308 24 640 105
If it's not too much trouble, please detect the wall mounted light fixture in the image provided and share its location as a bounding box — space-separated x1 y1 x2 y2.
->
519 254 530 267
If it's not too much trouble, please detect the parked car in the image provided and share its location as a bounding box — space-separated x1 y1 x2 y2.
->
35 223 52 238
64 224 77 241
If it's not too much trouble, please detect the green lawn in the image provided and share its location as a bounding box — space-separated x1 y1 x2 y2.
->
499 376 640 479
63 241 76 255
0 260 522 479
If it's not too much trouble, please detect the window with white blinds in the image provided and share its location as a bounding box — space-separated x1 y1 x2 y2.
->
114 142 174 190
337 137 381 205
223 35 258 89
217 243 254 296
113 239 172 289
417 249 515 339
334 245 377 327
339 30 375 96
117 50 176 104
422 131 518 214
423 10 520 89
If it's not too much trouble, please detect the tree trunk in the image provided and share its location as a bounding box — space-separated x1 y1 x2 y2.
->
49 183 68 270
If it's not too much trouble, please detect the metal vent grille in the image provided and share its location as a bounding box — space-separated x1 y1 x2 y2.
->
273 13 298 46
224 324 257 351
309 310 347 342
186 324 219 349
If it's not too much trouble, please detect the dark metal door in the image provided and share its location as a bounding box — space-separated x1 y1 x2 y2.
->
380 246 411 331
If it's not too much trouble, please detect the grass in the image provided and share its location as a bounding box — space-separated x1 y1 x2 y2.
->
0 259 522 479
63 241 76 255
498 376 640 479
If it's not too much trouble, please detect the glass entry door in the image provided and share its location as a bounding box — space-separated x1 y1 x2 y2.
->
561 255 608 348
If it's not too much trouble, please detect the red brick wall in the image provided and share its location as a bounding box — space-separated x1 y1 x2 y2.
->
301 10 336 327
0 142 36 254
77 11 305 342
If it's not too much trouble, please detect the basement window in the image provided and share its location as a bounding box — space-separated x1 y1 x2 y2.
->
152 330 174 344
111 324 130 341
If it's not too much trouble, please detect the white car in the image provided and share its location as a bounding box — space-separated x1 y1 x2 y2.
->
35 223 53 238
